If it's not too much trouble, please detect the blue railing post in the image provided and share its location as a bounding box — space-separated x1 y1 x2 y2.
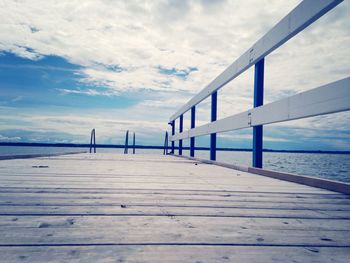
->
253 58 264 168
179 114 183 155
190 106 196 157
210 91 217 161
171 120 175 154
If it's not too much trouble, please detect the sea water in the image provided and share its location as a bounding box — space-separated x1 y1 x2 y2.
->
0 146 349 183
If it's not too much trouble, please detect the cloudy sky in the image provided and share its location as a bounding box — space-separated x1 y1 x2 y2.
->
0 0 349 150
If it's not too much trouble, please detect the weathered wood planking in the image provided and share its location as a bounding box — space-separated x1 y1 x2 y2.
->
0 153 349 262
0 216 349 246
0 155 335 193
1 246 349 263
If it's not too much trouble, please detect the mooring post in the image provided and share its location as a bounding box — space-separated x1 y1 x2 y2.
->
179 114 183 155
210 91 217 161
190 106 196 157
253 58 264 168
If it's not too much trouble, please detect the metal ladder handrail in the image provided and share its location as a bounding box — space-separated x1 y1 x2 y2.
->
124 130 129 154
163 131 169 155
89 128 96 153
124 130 136 154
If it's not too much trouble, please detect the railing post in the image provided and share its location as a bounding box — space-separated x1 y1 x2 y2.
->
210 91 217 161
253 58 264 168
132 132 136 154
179 114 183 155
190 106 196 157
171 120 175 154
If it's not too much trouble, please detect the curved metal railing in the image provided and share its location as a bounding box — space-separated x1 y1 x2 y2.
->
163 131 169 155
124 130 136 154
89 128 96 153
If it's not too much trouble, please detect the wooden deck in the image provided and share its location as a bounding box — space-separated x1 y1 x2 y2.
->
0 153 349 262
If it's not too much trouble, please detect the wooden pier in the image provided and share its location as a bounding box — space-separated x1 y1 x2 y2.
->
0 153 349 262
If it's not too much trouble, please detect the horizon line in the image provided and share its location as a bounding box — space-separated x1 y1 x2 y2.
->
0 142 349 155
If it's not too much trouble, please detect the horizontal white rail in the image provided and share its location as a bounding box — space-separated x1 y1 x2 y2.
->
171 77 350 141
169 0 342 122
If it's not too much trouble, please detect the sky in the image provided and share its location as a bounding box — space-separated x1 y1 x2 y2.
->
0 0 349 150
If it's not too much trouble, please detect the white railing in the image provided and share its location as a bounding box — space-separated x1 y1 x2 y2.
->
168 0 349 168
172 77 350 141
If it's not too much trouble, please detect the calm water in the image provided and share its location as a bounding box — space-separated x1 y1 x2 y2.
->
0 146 349 183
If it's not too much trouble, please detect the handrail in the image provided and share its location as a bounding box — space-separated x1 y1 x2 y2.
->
172 77 350 141
169 0 342 122
124 131 136 154
124 130 129 154
89 128 96 153
163 131 169 155
168 0 348 168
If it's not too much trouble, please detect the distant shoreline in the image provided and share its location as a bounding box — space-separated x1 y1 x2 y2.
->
0 142 349 155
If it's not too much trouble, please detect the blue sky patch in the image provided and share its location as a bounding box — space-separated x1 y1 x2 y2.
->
157 66 198 79
0 52 137 109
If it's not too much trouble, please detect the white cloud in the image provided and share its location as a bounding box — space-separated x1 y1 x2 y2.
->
56 88 118 97
0 107 168 144
0 0 349 147
0 0 303 95
0 134 21 141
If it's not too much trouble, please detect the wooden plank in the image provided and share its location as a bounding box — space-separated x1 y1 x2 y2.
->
2 216 349 231
0 178 335 191
0 178 344 193
0 173 309 185
0 186 346 198
248 166 350 195
1 246 349 263
0 151 85 160
0 216 349 246
1 191 349 205
0 182 333 194
171 77 350 141
0 170 336 187
252 77 350 126
1 195 350 211
173 111 249 140
0 204 349 219
0 156 336 194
